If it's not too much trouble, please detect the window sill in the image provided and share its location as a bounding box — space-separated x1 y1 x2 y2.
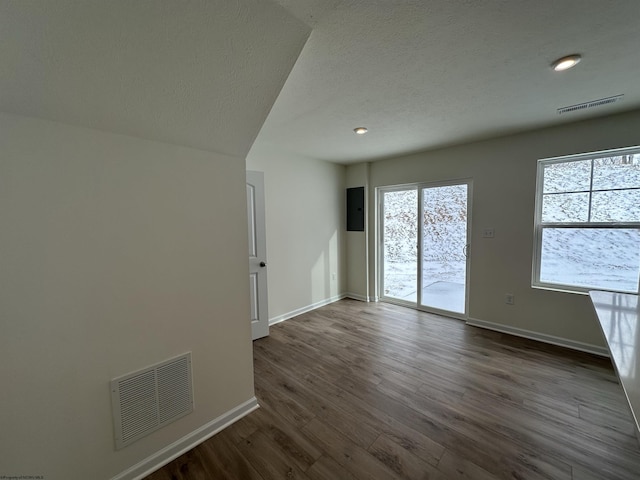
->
532 284 591 295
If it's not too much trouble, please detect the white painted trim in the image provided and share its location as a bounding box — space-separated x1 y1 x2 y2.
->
466 317 609 357
111 397 260 480
269 294 347 325
345 292 369 302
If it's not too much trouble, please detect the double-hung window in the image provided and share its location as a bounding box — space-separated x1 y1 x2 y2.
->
533 146 640 294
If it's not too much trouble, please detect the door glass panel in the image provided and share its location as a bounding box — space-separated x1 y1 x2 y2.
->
382 189 418 302
421 184 468 313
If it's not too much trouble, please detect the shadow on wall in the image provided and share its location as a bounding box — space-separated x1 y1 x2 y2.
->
311 230 341 303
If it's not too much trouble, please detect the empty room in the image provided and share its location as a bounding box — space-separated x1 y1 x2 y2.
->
2 1 640 479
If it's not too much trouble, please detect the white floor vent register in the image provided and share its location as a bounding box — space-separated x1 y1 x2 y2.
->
110 352 194 449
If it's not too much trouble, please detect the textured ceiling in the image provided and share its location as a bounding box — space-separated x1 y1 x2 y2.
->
3 1 640 165
272 0 342 27
0 0 309 158
256 0 640 164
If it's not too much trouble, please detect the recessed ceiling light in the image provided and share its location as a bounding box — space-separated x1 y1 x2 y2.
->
353 127 368 135
551 54 581 72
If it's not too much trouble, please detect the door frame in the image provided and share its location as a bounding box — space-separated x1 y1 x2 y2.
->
377 183 420 310
377 178 473 320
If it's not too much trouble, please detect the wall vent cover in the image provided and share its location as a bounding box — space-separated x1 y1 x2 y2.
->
110 352 193 449
557 94 624 115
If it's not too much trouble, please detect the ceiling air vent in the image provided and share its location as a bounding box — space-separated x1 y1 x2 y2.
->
557 95 623 115
110 352 194 449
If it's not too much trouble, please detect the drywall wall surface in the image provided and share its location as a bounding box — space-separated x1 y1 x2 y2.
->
366 108 640 347
345 163 369 299
0 0 310 159
0 113 254 479
246 145 346 319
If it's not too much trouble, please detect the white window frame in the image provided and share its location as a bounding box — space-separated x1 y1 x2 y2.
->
532 145 640 295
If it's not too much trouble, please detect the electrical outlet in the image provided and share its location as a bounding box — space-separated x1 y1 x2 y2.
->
331 272 337 281
482 228 495 238
505 293 514 305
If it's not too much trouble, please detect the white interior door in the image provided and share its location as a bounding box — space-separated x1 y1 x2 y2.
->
247 171 269 340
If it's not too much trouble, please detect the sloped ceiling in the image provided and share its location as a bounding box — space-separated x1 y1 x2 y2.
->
257 0 640 163
3 1 640 165
0 0 310 158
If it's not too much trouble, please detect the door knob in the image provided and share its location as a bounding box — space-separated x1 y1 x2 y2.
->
259 261 267 267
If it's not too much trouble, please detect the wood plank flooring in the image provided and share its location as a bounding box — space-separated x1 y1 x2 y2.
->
145 299 640 480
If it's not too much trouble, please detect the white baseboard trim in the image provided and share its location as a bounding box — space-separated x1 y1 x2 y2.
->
345 293 379 302
111 397 260 480
345 292 368 302
269 294 347 326
466 317 609 357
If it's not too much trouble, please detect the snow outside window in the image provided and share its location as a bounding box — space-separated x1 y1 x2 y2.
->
533 147 640 294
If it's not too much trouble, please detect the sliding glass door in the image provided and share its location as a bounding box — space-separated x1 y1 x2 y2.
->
380 180 471 317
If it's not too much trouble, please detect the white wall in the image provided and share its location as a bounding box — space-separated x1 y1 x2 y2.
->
246 144 346 321
349 108 640 349
0 114 254 479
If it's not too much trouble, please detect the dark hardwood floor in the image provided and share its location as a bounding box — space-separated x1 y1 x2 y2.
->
145 299 640 480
